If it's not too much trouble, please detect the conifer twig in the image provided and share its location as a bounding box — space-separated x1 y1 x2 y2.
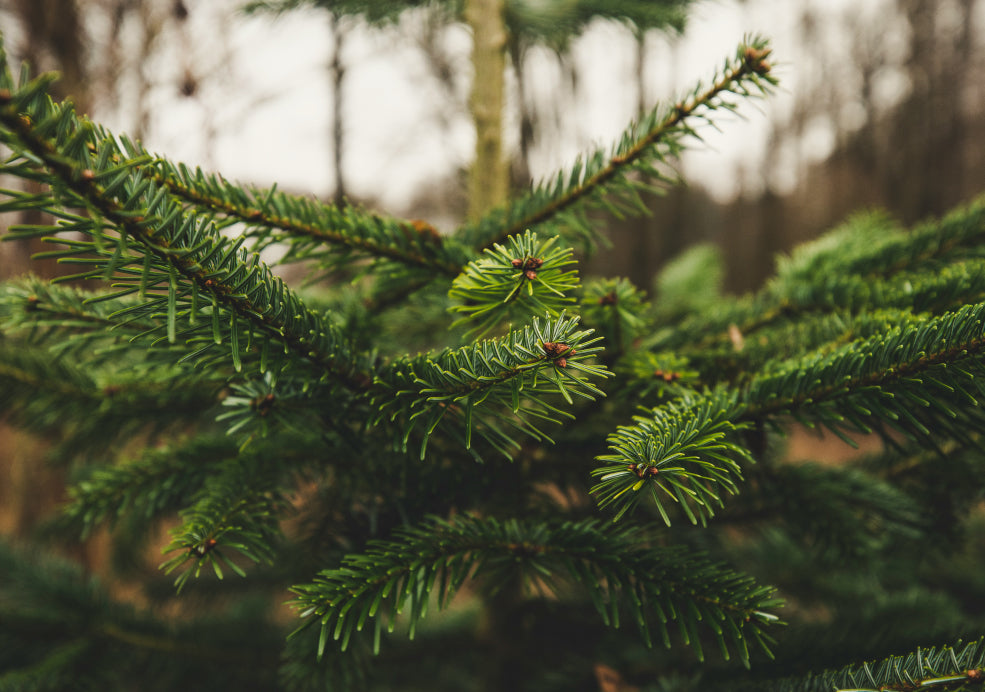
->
147 162 465 276
457 37 777 249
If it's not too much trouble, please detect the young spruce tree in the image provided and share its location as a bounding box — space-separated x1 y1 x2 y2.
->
2 24 985 692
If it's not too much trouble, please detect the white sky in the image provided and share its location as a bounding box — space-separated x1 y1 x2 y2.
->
117 0 904 216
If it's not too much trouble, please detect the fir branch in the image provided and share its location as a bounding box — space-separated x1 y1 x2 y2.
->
651 201 985 358
596 300 985 523
733 463 927 556
743 302 985 448
0 541 283 688
456 37 777 249
448 230 579 337
775 198 985 287
0 342 220 453
682 309 920 390
0 60 369 390
159 456 289 591
591 391 752 525
289 515 782 665
373 313 611 459
758 638 985 692
62 437 240 534
0 277 222 366
146 160 468 276
580 276 651 359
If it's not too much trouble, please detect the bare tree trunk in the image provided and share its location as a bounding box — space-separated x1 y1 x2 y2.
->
329 14 348 207
465 0 509 221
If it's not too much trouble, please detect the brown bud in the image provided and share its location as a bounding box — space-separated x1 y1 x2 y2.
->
80 169 95 182
410 219 441 243
743 46 773 74
196 537 218 556
511 258 523 267
524 269 538 281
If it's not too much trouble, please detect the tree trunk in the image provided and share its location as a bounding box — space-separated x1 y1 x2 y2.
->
465 0 509 221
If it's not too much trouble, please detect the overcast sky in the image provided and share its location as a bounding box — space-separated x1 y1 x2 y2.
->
105 0 900 219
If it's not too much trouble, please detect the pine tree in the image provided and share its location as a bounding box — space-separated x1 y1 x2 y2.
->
1 23 985 692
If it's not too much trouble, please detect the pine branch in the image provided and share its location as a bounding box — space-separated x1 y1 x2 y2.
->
288 515 782 665
456 37 777 249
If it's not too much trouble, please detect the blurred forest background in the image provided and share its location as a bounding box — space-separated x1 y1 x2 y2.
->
1 0 984 554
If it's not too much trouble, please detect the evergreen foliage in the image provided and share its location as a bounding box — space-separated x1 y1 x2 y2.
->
1 25 984 692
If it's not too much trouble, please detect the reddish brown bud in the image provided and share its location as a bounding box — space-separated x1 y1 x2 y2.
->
511 258 523 267
80 169 95 182
524 269 538 281
196 538 218 555
542 341 575 366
